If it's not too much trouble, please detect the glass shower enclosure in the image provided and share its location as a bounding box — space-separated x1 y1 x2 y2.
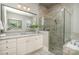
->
44 8 71 55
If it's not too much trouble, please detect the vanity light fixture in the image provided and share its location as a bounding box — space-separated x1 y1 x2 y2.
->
17 4 22 8
17 4 31 11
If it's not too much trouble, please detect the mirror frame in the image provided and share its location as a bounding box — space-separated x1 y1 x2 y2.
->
1 4 37 32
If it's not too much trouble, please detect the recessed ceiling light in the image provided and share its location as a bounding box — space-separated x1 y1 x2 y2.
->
27 8 30 11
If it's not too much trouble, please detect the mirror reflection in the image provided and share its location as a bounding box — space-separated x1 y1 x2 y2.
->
2 5 37 32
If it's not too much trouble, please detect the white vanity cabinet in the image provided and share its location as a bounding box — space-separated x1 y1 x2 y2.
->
40 31 49 51
0 39 16 55
17 37 28 55
0 34 43 55
17 35 43 55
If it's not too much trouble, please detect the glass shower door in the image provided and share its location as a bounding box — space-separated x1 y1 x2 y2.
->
49 10 64 55
64 10 71 43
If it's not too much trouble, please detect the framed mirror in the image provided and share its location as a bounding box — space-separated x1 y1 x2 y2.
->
1 4 37 32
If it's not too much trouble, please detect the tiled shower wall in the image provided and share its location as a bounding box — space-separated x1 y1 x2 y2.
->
49 11 65 55
44 4 73 54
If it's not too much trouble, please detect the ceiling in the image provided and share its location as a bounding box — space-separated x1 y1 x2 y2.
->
40 3 58 9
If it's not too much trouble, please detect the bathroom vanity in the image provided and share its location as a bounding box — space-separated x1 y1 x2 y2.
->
0 4 46 55
0 33 43 55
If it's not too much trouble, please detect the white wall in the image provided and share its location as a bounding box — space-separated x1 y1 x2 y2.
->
58 3 79 34
72 4 79 33
39 5 48 17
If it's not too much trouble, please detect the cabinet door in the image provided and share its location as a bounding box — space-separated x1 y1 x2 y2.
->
7 48 16 55
26 36 37 53
0 50 7 55
17 44 26 51
4 39 16 49
36 35 43 47
17 37 35 55
0 40 6 51
0 44 6 51
6 41 16 49
30 35 43 51
17 37 27 55
25 35 43 53
0 40 6 44
6 39 16 43
0 39 17 55
42 31 49 48
17 35 43 55
0 48 16 55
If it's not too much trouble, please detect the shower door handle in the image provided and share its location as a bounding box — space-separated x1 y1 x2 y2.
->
54 19 57 31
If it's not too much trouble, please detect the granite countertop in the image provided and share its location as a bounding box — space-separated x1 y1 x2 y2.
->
0 32 41 39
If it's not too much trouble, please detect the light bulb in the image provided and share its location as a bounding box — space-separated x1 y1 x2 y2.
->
27 8 30 11
23 6 26 10
17 4 21 8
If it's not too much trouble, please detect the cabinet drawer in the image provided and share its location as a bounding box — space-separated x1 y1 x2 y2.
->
31 36 43 45
17 44 32 55
7 48 16 55
17 38 26 42
30 40 42 51
17 47 26 55
0 50 7 55
0 40 6 45
0 44 6 51
17 47 26 53
17 38 31 44
0 48 16 55
17 51 27 55
6 42 16 49
30 36 43 51
17 43 26 50
17 43 26 48
6 39 16 43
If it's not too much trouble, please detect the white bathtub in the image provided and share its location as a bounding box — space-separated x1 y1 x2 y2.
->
63 40 79 55
64 40 79 51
